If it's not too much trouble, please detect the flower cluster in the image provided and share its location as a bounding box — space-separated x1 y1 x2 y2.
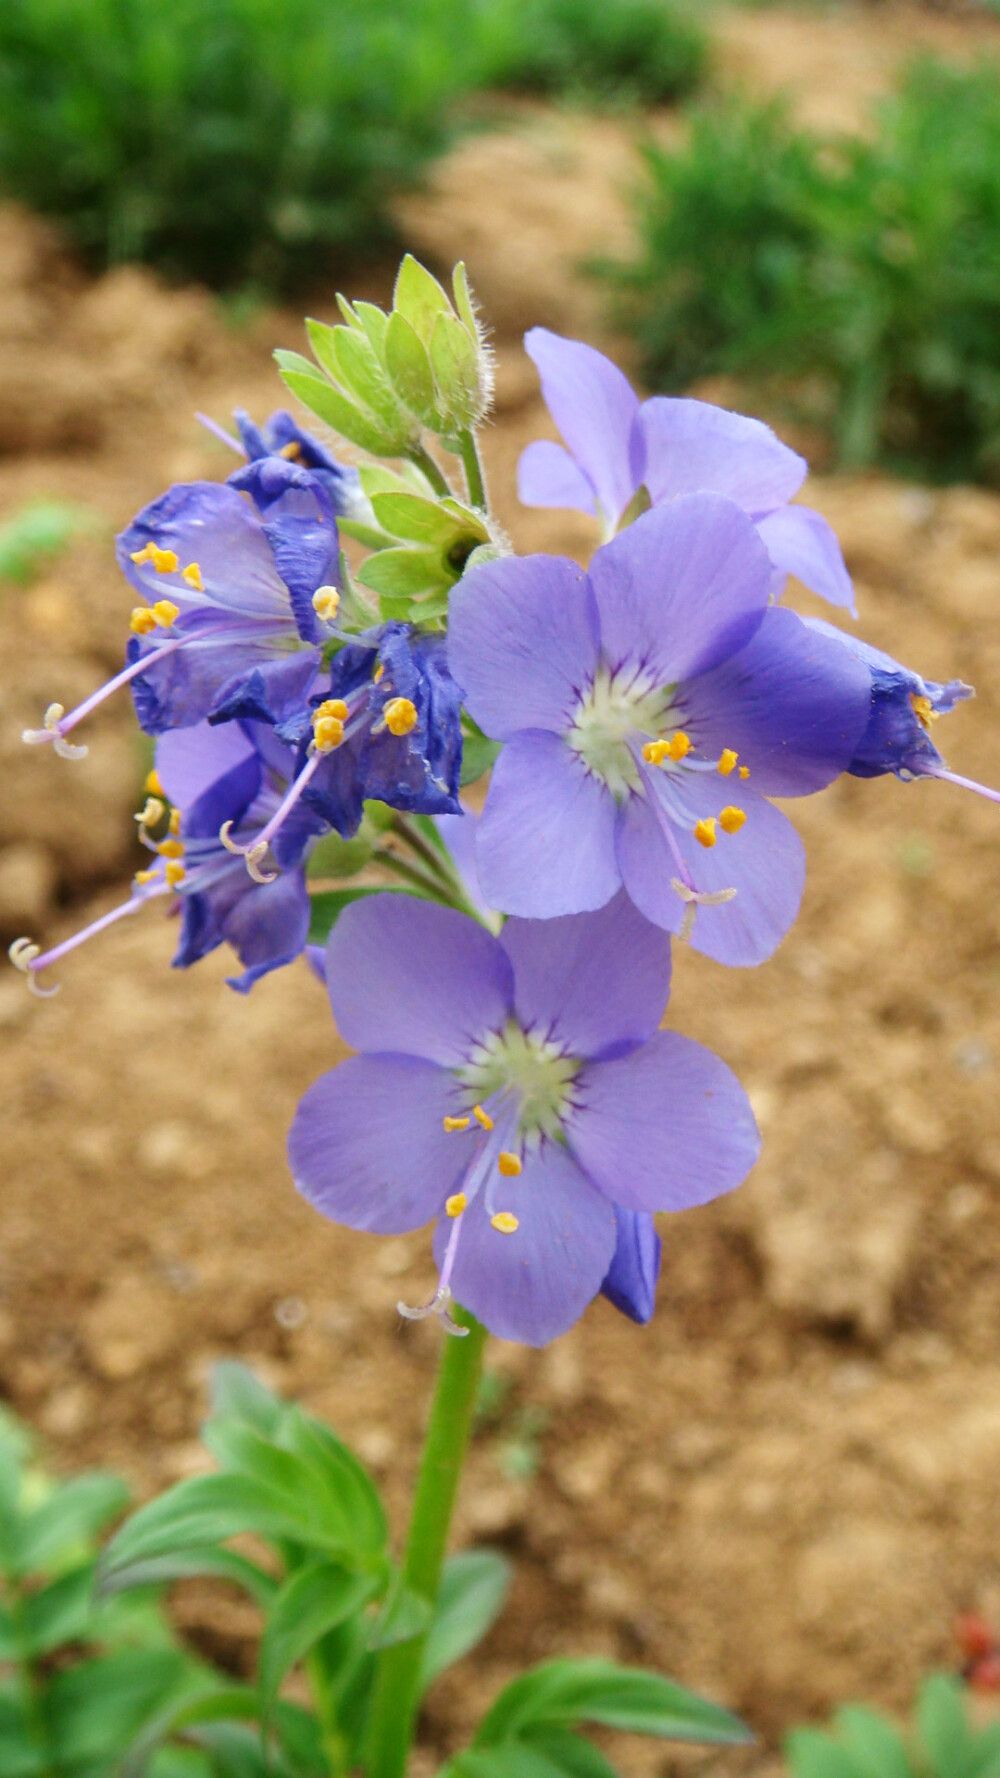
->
12 265 997 1347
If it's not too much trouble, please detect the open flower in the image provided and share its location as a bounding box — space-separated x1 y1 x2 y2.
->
288 892 759 1346
10 719 312 997
517 327 855 613
448 495 871 966
22 457 341 759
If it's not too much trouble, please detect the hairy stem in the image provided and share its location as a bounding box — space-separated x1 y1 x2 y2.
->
458 429 487 512
406 442 452 500
365 1307 488 1778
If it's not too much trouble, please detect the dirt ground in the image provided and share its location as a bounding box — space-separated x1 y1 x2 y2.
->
2 6 1000 1771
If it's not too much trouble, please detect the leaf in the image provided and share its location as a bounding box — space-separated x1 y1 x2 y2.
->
201 1419 375 1558
328 325 403 432
430 312 482 427
420 1550 511 1692
258 1561 380 1719
475 1660 752 1746
394 254 453 345
45 1647 198 1767
968 1723 1000 1778
459 730 501 788
836 1705 914 1778
97 1546 278 1609
357 546 446 599
367 1581 434 1651
99 1474 337 1590
210 1364 284 1437
369 491 457 546
385 311 443 429
917 1674 975 1778
338 518 395 552
522 1728 621 1778
281 1411 388 1557
307 888 386 945
20 1562 95 1655
17 1473 129 1576
786 1728 869 1778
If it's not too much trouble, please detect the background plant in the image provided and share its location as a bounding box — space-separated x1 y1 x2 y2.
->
786 1673 1000 1778
610 59 1000 482
470 0 707 108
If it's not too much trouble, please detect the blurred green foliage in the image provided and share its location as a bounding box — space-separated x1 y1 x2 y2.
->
611 60 1000 482
0 501 98 587
0 0 707 295
786 1673 1000 1778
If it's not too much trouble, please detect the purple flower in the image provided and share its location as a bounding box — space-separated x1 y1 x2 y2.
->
232 408 366 521
288 892 759 1346
805 619 1000 808
22 462 341 759
601 1208 661 1325
448 495 871 967
517 327 855 614
10 719 313 997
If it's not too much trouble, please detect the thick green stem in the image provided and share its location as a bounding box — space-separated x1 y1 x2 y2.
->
407 442 452 500
365 1307 488 1778
458 430 487 512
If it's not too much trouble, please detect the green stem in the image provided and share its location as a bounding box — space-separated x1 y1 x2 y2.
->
458 429 487 512
389 813 457 888
406 442 452 500
365 1307 488 1778
377 851 459 905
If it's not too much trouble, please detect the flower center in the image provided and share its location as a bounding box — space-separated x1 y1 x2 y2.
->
566 664 675 798
456 1021 580 1145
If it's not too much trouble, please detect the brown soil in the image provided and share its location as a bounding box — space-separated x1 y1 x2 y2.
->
2 8 1000 1773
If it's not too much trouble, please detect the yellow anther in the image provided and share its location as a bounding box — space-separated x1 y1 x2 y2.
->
910 693 938 731
694 817 717 849
443 1115 471 1132
718 748 738 776
182 562 204 591
719 805 746 835
130 606 157 635
498 1151 522 1177
312 585 340 622
667 731 692 762
384 697 418 737
473 1105 493 1130
642 739 670 766
145 768 164 796
374 663 385 683
164 860 186 888
279 441 303 460
738 765 750 779
131 542 156 565
491 1212 519 1235
152 599 180 628
136 796 165 829
168 806 181 836
135 868 158 885
151 547 178 574
314 698 349 722
445 1192 467 1217
313 715 345 753
158 837 185 859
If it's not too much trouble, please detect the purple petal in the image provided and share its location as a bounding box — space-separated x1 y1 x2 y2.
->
639 396 806 514
499 890 671 1058
601 1208 661 1324
588 496 771 688
433 1141 616 1345
447 555 599 740
129 622 288 735
289 1054 465 1234
117 482 294 623
209 650 321 729
566 1030 760 1213
155 718 256 811
517 440 599 516
524 327 643 527
223 867 312 994
756 504 856 614
683 606 872 796
227 456 340 642
475 731 621 917
326 895 513 1066
616 775 805 966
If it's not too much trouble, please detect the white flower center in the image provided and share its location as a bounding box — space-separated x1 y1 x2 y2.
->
457 1021 581 1145
566 664 675 798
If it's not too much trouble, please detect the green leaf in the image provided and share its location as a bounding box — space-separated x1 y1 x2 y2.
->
917 1675 975 1778
370 491 457 546
0 501 97 588
202 1417 379 1559
45 1647 197 1767
338 518 395 552
385 311 443 429
0 1692 46 1778
836 1705 914 1778
394 254 453 346
258 1561 380 1720
367 1581 434 1651
786 1728 868 1778
307 887 386 945
420 1550 511 1692
968 1723 1000 1778
281 1410 388 1557
97 1546 278 1610
357 546 446 599
521 1728 621 1778
99 1474 339 1589
17 1473 129 1576
430 312 482 428
20 1562 95 1655
475 1660 752 1746
211 1364 284 1437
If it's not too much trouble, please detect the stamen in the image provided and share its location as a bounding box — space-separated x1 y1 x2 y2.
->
694 817 717 848
168 807 181 836
642 739 669 766
131 543 179 574
314 698 349 722
911 693 939 731
157 838 184 859
182 563 203 591
130 607 157 636
374 663 385 684
312 715 344 753
398 1210 470 1336
446 1192 467 1216
135 797 165 829
312 586 340 622
151 599 179 628
164 860 186 887
443 1115 471 1132
383 697 418 737
279 441 304 462
718 749 738 776
667 731 692 762
145 768 164 796
491 1212 519 1234
134 868 158 885
739 765 750 779
498 1152 522 1176
22 639 182 758
473 1104 493 1130
719 806 746 834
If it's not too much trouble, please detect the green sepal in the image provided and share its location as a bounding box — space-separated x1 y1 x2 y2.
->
338 518 395 552
369 491 459 545
277 368 393 457
452 263 482 351
258 1561 382 1723
460 716 501 787
474 1659 753 1746
430 312 482 430
306 826 375 881
393 255 454 346
357 546 446 599
326 323 407 434
385 311 445 430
